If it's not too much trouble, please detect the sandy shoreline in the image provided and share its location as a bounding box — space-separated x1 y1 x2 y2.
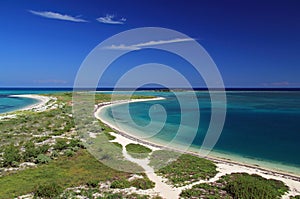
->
94 97 300 198
0 94 55 120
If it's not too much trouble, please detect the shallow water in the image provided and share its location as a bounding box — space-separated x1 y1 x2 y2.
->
100 91 300 174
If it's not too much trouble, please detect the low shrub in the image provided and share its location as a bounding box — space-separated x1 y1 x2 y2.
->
222 173 289 199
53 139 68 151
110 178 131 189
34 182 63 198
125 143 152 159
36 154 51 164
155 153 217 186
110 176 154 190
64 149 75 157
2 144 21 167
86 180 99 188
130 178 155 190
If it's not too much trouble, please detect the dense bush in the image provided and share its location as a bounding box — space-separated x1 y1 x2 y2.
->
125 143 152 159
36 154 51 164
64 149 75 157
180 183 228 199
110 177 155 190
34 183 63 198
23 141 37 161
180 173 289 199
53 139 68 151
130 178 155 190
69 139 85 149
23 141 50 162
222 173 289 199
86 180 99 188
291 196 300 199
2 144 21 167
53 139 85 154
110 178 131 189
37 144 50 154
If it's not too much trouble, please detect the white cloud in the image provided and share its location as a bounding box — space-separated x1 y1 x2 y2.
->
29 10 88 22
96 14 126 24
105 38 195 50
107 44 140 50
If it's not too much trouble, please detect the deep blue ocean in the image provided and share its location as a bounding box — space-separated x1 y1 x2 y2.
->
102 91 300 173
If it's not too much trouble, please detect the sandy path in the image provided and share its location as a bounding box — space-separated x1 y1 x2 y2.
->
109 132 181 198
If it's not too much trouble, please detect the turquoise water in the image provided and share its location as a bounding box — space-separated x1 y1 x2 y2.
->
101 91 300 174
0 88 71 114
0 95 38 114
2 89 300 174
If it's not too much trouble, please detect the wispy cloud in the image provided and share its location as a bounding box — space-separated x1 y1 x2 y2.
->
105 38 195 50
96 14 126 24
29 10 88 22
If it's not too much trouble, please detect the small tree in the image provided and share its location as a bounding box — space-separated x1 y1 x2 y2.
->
3 144 21 167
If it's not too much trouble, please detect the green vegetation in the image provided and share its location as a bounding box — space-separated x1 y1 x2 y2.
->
112 141 123 149
61 189 152 199
86 133 144 173
1 137 84 169
0 92 155 198
221 173 289 199
23 141 50 162
149 149 180 170
0 150 130 198
130 177 155 190
180 183 230 199
34 182 63 198
36 154 52 164
53 138 69 151
152 152 217 187
291 196 300 199
110 175 155 190
180 173 289 199
125 143 152 159
2 144 21 167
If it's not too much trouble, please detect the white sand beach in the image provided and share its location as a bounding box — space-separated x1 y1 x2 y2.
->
94 98 300 199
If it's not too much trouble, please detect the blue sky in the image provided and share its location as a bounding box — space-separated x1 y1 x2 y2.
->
0 0 300 88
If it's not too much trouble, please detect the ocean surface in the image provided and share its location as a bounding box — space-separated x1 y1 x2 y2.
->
99 91 300 174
